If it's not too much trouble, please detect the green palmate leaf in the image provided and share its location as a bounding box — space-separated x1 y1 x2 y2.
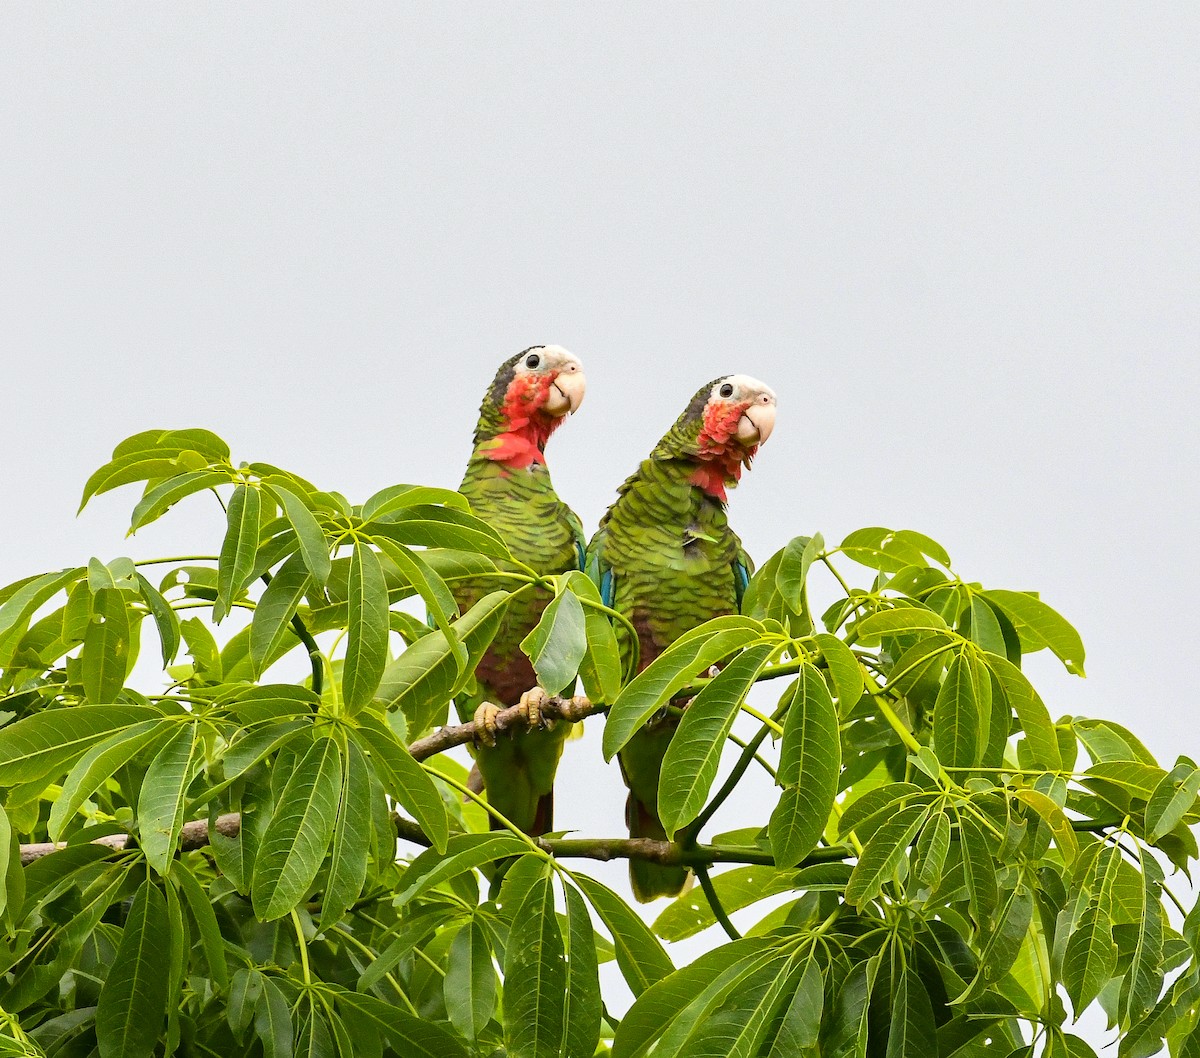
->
964 594 1006 656
175 865 229 991
138 722 202 875
393 833 529 907
562 883 603 1058
0 705 162 787
377 590 510 735
0 568 82 653
215 484 262 622
80 588 134 702
1120 850 1164 1027
837 783 926 843
768 954 823 1055
722 950 810 1058
274 485 332 586
254 975 294 1058
814 632 864 712
772 665 840 866
503 867 567 1058
1014 788 1077 863
221 719 310 780
826 954 879 1058
520 585 587 696
932 651 980 770
602 617 763 760
352 718 449 852
444 918 495 1041
986 653 1061 770
251 736 343 920
574 873 674 997
369 503 511 559
113 427 230 462
981 589 1085 675
134 572 180 667
840 526 945 572
612 937 771 1058
318 738 373 931
129 469 232 532
658 643 775 837
776 533 823 614
887 967 939 1058
845 803 929 907
48 719 165 840
250 552 310 676
566 570 623 704
342 541 389 712
334 992 470 1058
1063 905 1117 1015
977 883 1034 987
95 880 169 1058
1145 759 1200 842
79 449 211 513
854 606 949 640
914 810 951 891
372 536 465 670
653 865 798 942
958 815 999 927
360 483 469 521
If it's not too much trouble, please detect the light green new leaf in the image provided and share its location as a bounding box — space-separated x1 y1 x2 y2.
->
658 643 775 837
250 552 311 677
1014 788 1078 864
933 651 980 770
986 652 1062 770
251 737 343 920
1063 905 1117 1015
982 589 1085 675
603 618 763 760
138 722 202 875
48 719 165 840
352 718 449 853
95 880 170 1058
215 484 262 622
776 533 823 614
562 883 603 1058
318 738 373 931
275 485 332 586
445 918 496 1041
845 803 928 907
566 571 623 704
81 588 134 702
0 705 161 788
504 867 567 1058
521 585 587 696
129 469 232 532
342 541 389 712
854 606 949 641
814 632 864 714
574 873 674 997
1146 760 1200 842
373 536 465 671
361 483 469 520
80 450 210 513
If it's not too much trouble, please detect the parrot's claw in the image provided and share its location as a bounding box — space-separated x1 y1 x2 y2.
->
473 701 502 747
518 686 550 729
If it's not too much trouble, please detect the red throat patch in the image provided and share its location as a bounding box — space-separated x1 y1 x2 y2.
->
688 399 757 502
484 372 565 469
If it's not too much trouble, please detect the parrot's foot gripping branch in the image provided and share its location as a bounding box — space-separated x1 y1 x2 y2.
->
414 691 598 761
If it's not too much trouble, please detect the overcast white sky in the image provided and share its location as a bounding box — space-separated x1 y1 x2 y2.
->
2 5 1198 1037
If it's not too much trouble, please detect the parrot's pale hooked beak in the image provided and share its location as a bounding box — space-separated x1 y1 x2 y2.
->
736 402 776 446
545 369 587 416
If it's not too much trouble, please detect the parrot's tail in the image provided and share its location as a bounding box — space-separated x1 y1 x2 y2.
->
627 793 691 902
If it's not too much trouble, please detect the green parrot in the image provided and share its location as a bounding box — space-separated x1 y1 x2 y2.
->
588 374 777 900
453 345 587 835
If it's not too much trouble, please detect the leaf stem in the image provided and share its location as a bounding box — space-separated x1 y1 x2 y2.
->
290 909 311 986
695 864 740 941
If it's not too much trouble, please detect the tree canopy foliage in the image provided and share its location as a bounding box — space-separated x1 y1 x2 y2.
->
0 428 1195 1057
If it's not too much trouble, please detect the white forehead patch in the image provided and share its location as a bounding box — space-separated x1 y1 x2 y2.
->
711 374 776 402
515 345 583 374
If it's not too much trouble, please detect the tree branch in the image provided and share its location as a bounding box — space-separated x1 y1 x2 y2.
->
407 694 600 761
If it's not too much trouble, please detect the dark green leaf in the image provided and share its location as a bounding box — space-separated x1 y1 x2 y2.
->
658 643 775 837
1063 905 1116 1015
768 955 823 1054
845 803 928 907
567 570 623 705
981 590 1085 675
776 533 823 613
129 469 232 532
444 918 495 1041
353 717 449 853
987 653 1061 770
215 484 262 621
933 651 981 769
887 968 939 1058
653 865 798 942
504 867 567 1058
95 880 169 1058
319 738 373 930
394 833 528 907
1146 760 1200 842
574 872 674 997
562 883 603 1058
134 572 180 667
251 552 311 676
815 632 864 713
254 976 294 1058
252 737 343 920
520 586 587 696
137 722 201 874
373 536 465 671
275 485 332 586
335 991 470 1058
342 541 389 712
81 588 133 702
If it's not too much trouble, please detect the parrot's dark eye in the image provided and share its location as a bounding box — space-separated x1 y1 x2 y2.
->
525 353 541 369
719 383 734 398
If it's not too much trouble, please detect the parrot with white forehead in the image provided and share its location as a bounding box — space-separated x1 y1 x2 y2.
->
588 374 777 900
452 345 587 835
